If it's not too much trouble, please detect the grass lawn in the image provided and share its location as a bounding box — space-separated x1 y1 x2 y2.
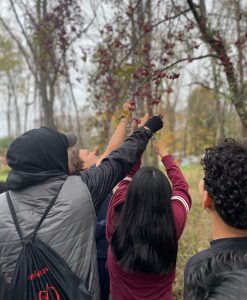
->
0 166 9 181
173 164 211 299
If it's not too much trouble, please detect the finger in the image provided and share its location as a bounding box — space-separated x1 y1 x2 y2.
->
131 119 138 128
129 102 136 111
93 145 100 155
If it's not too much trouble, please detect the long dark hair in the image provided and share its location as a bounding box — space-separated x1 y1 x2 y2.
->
111 166 178 275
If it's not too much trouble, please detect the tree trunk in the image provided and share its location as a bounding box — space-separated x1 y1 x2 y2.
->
6 83 12 137
36 0 55 128
42 98 54 127
8 73 21 136
40 78 54 127
67 76 83 147
212 63 226 144
188 0 247 131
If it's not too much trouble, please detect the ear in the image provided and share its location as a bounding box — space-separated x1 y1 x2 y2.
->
203 190 214 210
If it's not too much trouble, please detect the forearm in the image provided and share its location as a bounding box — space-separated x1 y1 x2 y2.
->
162 155 191 209
80 127 151 212
97 118 129 166
162 155 187 188
161 155 192 238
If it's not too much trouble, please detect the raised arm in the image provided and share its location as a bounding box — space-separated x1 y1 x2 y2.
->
80 116 163 213
152 139 191 238
96 101 135 166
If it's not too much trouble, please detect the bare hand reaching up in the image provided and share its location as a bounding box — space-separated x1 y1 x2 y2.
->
151 139 169 158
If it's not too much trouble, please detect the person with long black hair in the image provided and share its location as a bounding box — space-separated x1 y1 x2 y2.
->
106 139 191 300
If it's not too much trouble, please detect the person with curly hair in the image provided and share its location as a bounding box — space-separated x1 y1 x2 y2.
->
184 138 247 300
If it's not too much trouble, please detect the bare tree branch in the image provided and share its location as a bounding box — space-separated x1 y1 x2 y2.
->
152 8 191 29
187 0 238 96
117 6 190 68
0 17 36 78
161 54 217 72
188 81 231 99
186 0 247 129
9 0 37 61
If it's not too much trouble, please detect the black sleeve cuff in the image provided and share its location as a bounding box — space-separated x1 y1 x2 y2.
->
142 126 152 138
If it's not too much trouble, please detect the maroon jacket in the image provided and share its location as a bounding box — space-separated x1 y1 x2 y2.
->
106 155 192 300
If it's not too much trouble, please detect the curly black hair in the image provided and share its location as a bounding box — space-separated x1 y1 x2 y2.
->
202 138 247 229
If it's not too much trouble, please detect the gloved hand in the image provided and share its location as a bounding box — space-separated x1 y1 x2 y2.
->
144 115 163 133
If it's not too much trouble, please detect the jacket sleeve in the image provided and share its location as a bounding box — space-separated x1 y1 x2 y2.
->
161 155 191 239
80 128 151 212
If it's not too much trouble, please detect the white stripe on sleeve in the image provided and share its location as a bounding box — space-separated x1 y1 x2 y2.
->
171 195 190 214
123 176 132 182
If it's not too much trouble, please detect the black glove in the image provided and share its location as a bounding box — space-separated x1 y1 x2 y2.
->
144 115 163 133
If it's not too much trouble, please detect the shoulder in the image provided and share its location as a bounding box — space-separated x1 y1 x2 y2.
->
0 191 7 202
184 248 247 300
0 192 9 218
184 248 216 300
184 247 212 281
65 175 89 191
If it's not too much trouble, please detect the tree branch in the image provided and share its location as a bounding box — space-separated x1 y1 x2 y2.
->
161 54 217 72
117 6 190 68
187 0 239 97
186 0 247 129
0 17 37 79
152 8 191 29
9 0 37 61
189 81 231 100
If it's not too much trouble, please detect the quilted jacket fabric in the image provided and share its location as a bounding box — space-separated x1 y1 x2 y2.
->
0 176 99 299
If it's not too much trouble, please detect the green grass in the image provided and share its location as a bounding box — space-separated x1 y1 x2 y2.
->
173 164 211 299
0 166 10 181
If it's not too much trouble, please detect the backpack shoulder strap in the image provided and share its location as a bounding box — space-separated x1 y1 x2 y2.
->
6 183 64 242
32 184 64 238
6 191 24 241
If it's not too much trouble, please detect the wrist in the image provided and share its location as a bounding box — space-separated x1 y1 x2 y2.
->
159 152 169 158
144 126 152 133
117 114 128 123
119 110 132 121
120 117 128 123
143 126 152 137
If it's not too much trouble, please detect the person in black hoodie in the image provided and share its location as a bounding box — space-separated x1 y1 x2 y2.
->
0 116 163 300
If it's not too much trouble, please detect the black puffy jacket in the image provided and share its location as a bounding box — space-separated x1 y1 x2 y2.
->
185 250 247 300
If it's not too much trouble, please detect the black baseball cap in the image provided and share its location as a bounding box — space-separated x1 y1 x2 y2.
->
64 132 77 147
